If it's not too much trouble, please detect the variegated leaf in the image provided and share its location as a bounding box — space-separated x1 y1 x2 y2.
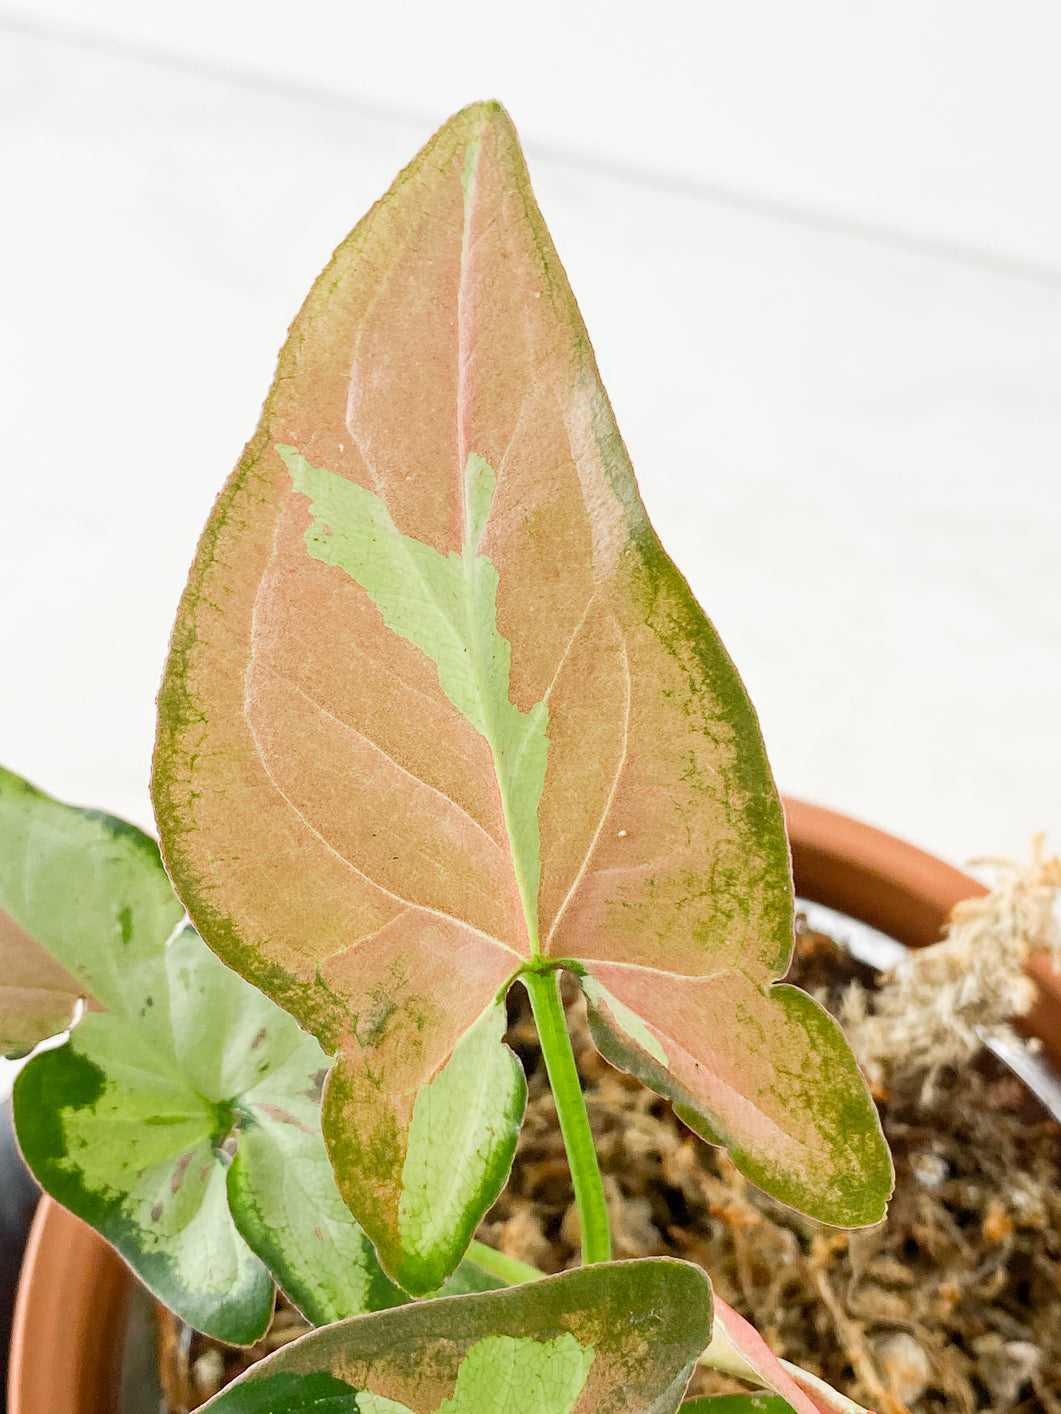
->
153 101 891 1291
201 1260 713 1414
2 769 404 1337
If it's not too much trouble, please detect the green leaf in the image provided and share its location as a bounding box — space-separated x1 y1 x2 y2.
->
1 769 404 1336
14 920 411 1337
199 1371 365 1412
13 1004 275 1343
0 765 183 1054
201 1260 714 1414
396 999 526 1293
153 99 891 1296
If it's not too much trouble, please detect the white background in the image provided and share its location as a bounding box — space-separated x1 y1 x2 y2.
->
5 1 1061 274
1 6 1060 886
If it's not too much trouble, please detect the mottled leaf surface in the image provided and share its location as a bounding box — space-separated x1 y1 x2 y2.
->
2 769 403 1336
14 920 409 1337
0 765 182 1054
153 100 890 1286
13 933 275 1343
201 1260 713 1414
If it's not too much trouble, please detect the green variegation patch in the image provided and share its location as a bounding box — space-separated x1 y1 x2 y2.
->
199 1371 363 1413
397 1000 526 1295
202 1261 713 1414
278 442 549 949
437 1332 592 1414
231 1334 591 1414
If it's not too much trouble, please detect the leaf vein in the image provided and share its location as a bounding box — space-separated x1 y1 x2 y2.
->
269 672 506 857
545 631 631 950
244 705 522 962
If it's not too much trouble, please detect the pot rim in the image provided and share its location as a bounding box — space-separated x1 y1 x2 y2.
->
10 798 1061 1414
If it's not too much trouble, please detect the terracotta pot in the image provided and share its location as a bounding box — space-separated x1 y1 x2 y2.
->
10 800 1061 1414
784 798 1061 1068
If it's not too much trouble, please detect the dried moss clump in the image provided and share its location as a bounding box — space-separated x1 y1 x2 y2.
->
843 841 1061 1100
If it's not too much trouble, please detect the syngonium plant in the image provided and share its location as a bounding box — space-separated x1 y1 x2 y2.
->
2 103 893 1413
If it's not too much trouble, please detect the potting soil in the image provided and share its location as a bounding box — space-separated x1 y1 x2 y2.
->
160 922 1061 1414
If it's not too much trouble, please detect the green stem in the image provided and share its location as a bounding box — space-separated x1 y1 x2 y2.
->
467 1240 544 1286
522 967 611 1265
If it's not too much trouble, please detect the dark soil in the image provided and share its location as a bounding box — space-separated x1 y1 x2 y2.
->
161 921 1061 1414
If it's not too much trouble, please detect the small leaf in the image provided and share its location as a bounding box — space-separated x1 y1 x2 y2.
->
13 1017 274 1343
201 1260 714 1414
14 920 412 1337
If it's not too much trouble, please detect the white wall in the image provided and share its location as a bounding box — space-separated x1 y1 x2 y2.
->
4 0 1061 276
3 18 1060 867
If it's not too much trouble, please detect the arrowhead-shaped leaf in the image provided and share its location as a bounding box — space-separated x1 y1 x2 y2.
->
153 100 891 1288
1 769 404 1337
200 1260 713 1414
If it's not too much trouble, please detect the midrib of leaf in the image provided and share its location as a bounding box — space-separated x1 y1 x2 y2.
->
278 443 549 959
456 454 549 956
274 126 552 963
453 131 547 958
